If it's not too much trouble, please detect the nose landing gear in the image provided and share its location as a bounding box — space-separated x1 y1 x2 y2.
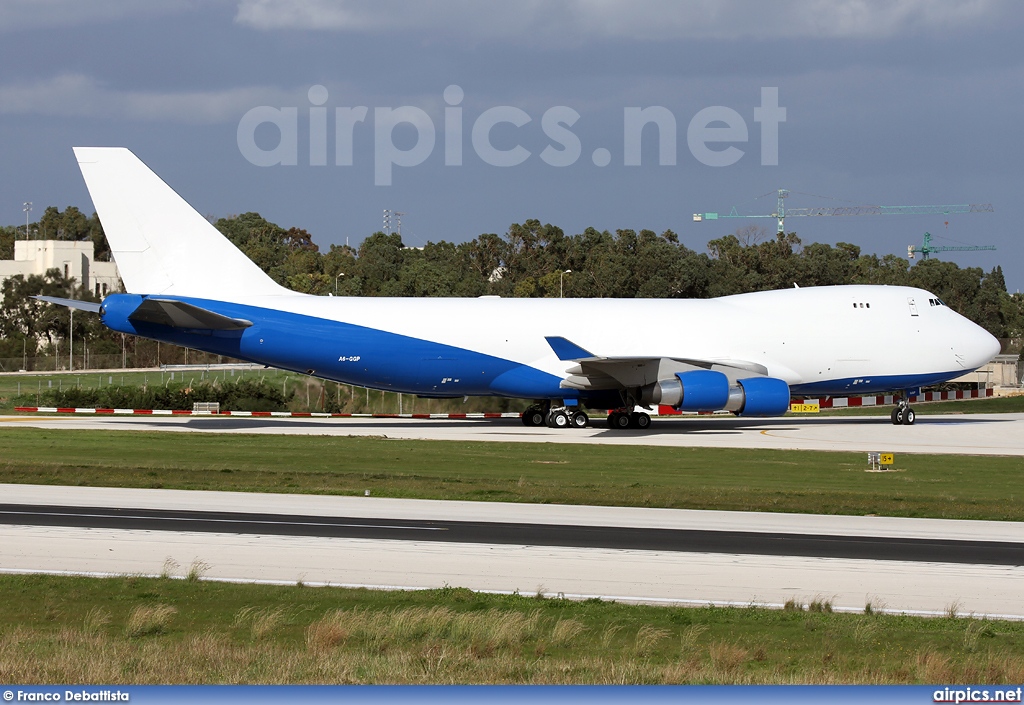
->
890 398 916 425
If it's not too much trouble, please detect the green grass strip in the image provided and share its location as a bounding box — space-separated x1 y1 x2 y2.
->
1 427 1022 520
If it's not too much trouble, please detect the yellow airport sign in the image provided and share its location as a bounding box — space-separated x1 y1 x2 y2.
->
879 453 894 465
790 402 820 413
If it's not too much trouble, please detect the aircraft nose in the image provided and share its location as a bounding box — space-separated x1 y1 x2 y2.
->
959 320 1001 370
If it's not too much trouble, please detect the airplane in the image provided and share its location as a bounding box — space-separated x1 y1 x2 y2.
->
37 147 1000 430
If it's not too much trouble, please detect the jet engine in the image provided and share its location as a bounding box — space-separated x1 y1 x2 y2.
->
642 370 791 416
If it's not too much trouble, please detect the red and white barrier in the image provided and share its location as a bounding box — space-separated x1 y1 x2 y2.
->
657 387 993 415
790 387 993 409
13 388 994 419
13 407 522 419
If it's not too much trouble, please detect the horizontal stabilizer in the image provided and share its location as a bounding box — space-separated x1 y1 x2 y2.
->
545 336 596 361
32 296 102 313
128 298 252 330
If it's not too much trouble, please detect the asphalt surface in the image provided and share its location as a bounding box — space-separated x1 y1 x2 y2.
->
3 503 1023 565
4 411 1024 455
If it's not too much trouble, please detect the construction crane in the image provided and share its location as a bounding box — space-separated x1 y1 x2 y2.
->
908 232 996 261
693 189 994 235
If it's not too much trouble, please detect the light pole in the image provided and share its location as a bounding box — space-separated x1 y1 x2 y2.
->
69 308 73 371
560 269 572 298
23 202 32 240
335 272 345 294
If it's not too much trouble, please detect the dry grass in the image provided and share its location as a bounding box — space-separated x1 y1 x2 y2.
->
3 614 1024 684
234 607 288 641
124 604 177 637
82 607 111 636
634 625 671 656
186 560 211 583
679 624 708 653
4 575 1024 685
550 618 586 647
708 641 749 674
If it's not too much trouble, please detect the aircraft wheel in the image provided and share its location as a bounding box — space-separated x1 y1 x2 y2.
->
890 408 901 425
630 412 652 429
522 407 545 426
902 408 916 425
570 410 589 429
611 412 631 430
548 410 569 429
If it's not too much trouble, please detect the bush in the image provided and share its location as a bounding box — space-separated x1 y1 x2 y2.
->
18 378 293 412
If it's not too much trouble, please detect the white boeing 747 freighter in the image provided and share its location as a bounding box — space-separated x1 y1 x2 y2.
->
38 148 1000 430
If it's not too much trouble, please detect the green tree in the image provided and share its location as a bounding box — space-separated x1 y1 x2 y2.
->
0 225 15 259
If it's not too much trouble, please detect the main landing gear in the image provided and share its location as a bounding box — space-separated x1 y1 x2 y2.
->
890 398 916 425
606 409 651 430
521 402 589 429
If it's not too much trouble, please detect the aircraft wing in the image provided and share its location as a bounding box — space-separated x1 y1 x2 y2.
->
545 336 769 391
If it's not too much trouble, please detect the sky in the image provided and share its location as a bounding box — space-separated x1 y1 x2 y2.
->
1 0 1022 290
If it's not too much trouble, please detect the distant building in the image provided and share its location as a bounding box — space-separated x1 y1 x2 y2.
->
0 240 121 298
953 354 1021 390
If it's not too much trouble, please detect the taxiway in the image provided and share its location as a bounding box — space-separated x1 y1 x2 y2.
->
2 411 1024 455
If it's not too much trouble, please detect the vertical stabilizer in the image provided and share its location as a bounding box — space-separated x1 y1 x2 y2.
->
74 147 287 299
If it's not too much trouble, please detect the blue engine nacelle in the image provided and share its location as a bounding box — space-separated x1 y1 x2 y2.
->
729 376 791 416
643 370 791 416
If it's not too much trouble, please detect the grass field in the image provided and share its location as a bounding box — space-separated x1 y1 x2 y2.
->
1 573 1021 684
1 427 1023 520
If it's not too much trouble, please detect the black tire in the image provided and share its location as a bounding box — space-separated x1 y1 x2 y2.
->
571 410 589 429
523 408 545 426
631 412 652 429
890 408 900 425
548 411 569 429
612 412 631 429
902 408 916 425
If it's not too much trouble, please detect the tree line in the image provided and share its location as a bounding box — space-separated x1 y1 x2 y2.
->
1 207 1021 369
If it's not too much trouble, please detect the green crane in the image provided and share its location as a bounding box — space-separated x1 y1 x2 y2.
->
694 188 994 235
907 232 996 261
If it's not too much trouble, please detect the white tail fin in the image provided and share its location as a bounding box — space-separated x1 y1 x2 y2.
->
74 147 287 299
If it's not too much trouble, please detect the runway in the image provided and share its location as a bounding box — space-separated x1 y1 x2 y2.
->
2 485 1023 619
4 503 1024 565
3 410 1024 455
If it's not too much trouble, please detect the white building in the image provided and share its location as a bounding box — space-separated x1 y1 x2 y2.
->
953 354 1021 390
0 240 121 298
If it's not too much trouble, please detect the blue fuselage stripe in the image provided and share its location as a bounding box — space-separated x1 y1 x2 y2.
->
101 295 573 400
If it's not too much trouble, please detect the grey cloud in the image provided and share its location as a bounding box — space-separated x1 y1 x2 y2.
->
0 0 221 32
235 0 1010 40
0 74 293 124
